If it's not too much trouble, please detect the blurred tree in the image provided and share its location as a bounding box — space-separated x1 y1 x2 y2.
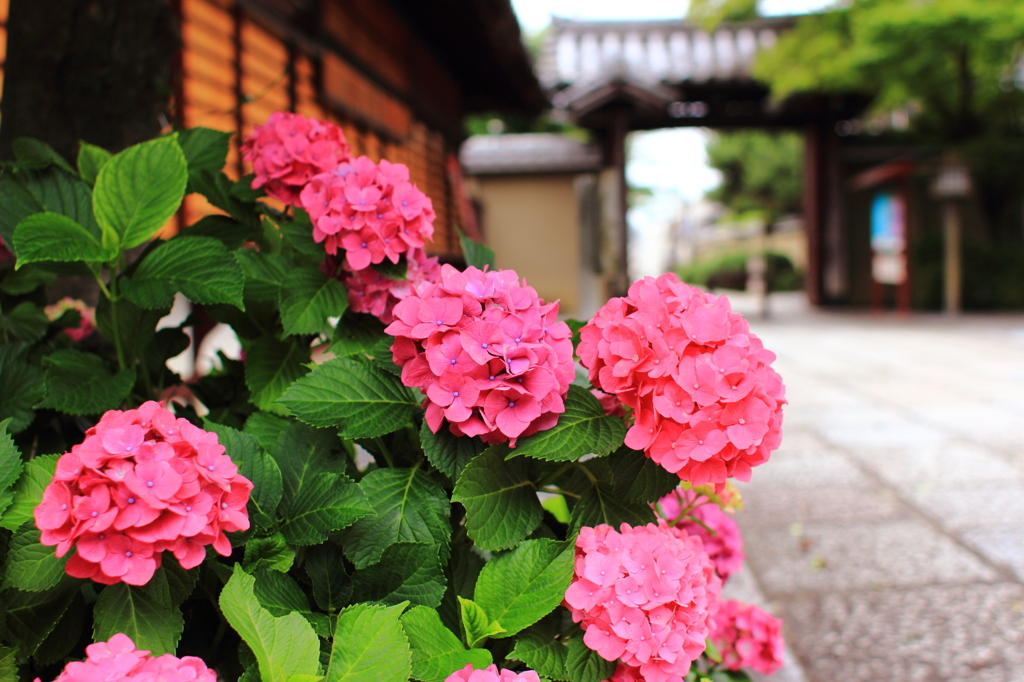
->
753 0 1024 143
0 0 178 160
705 130 804 225
686 0 758 29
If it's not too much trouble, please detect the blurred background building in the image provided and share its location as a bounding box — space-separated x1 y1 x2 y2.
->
1 0 1023 313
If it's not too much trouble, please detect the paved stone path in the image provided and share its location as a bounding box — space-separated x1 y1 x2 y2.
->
729 305 1024 682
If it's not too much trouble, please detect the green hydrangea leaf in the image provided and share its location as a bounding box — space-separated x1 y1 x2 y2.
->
401 606 492 682
458 597 504 649
0 646 17 682
351 542 447 608
162 556 199 606
278 356 420 438
305 544 352 611
220 565 321 682
177 127 232 173
37 349 135 415
12 212 115 266
0 264 58 295
77 142 112 186
452 445 543 551
246 337 311 416
566 638 615 682
243 533 296 573
569 481 655 532
122 236 245 310
243 411 292 451
0 301 49 343
0 166 98 246
13 138 77 175
420 422 485 481
272 423 372 545
177 214 254 250
205 420 283 519
0 453 58 531
3 579 79 657
510 386 626 462
93 568 184 655
343 467 451 569
93 135 188 249
607 448 680 503
509 616 568 681
0 346 44 433
473 539 573 638
326 602 411 682
0 418 24 519
329 311 386 357
236 250 291 303
279 268 348 336
457 229 495 270
252 568 331 637
3 525 67 592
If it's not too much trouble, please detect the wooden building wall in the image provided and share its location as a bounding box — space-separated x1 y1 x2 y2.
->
176 0 461 256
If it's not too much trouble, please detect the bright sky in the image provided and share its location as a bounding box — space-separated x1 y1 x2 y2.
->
508 0 835 276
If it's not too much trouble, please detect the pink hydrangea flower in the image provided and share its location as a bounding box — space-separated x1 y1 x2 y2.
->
577 274 786 485
385 264 575 446
35 401 253 585
564 522 722 682
298 156 435 270
709 600 785 675
34 634 218 682
45 297 96 342
656 489 744 582
241 111 351 204
341 247 441 323
444 664 540 682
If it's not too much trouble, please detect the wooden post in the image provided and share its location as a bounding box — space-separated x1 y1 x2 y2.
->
802 121 824 305
942 202 962 314
609 109 630 296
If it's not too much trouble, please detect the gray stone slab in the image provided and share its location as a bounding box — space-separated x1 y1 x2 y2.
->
960 526 1024 582
909 482 1024 530
744 452 869 489
743 520 997 597
782 583 1024 682
737 484 904 529
848 442 1021 488
818 421 949 450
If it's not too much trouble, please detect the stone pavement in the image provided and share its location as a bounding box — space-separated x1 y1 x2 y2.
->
726 297 1024 682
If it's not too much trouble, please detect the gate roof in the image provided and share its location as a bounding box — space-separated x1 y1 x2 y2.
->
539 16 869 130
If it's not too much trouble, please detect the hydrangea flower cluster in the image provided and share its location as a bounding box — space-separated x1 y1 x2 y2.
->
708 600 785 675
577 273 786 485
385 264 575 445
444 664 540 682
36 634 217 682
241 111 351 205
341 247 441 324
564 522 722 682
657 490 745 581
34 401 253 585
45 297 96 342
299 156 435 271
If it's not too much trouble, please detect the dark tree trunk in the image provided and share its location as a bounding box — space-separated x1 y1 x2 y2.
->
0 0 179 161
